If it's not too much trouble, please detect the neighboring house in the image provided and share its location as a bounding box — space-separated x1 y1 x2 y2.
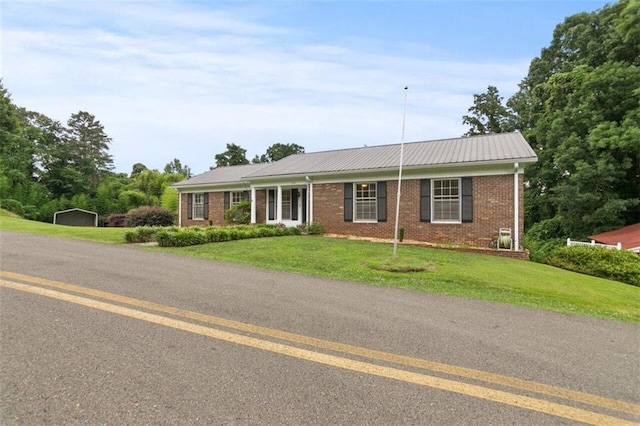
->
53 208 98 227
589 223 640 253
172 132 537 251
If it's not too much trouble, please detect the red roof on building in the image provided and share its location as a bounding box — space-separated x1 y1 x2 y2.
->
589 223 640 250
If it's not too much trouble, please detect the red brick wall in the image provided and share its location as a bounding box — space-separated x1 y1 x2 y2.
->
180 192 226 227
313 175 524 250
179 174 525 250
180 191 269 227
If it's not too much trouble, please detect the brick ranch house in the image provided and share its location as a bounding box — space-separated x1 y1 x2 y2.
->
172 132 537 252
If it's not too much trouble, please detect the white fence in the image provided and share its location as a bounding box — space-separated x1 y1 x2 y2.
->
566 238 622 250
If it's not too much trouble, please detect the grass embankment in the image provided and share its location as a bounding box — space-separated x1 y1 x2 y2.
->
159 237 640 323
0 211 128 244
1 210 638 323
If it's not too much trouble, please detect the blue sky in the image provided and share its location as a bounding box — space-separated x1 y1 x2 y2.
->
2 0 609 174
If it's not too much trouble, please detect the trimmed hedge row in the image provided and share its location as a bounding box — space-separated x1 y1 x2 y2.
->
124 226 163 243
124 224 301 247
547 246 640 287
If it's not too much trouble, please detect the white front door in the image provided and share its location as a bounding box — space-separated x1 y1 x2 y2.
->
266 187 304 226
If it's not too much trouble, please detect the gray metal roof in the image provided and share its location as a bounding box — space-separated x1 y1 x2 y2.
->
173 132 537 188
172 163 269 188
245 132 537 178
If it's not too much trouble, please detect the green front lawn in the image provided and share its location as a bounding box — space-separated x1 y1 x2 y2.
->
158 236 639 323
0 212 129 244
2 211 638 323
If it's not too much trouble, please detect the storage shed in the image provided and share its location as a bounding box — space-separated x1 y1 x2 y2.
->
53 208 98 227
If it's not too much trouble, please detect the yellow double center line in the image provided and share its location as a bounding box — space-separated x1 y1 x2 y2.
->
2 270 638 425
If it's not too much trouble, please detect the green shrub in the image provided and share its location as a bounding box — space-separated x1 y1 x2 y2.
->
224 200 250 224
124 226 158 243
525 237 566 263
155 229 173 246
171 229 208 247
226 227 241 240
526 217 565 240
306 222 325 235
285 226 301 236
214 228 231 242
547 246 640 286
1 199 24 216
22 204 38 220
524 218 567 263
125 206 175 227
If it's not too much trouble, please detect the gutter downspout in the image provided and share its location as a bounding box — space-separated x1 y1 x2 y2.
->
514 163 519 251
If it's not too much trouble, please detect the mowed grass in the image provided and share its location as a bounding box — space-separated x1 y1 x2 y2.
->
2 210 638 322
157 236 640 323
0 211 128 244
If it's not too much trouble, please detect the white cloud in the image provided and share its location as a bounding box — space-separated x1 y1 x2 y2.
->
2 1 530 174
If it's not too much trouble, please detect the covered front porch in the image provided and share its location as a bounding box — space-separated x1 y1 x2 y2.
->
250 184 313 227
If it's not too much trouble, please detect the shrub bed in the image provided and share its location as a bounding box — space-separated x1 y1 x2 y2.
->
547 246 640 287
125 224 301 247
124 226 169 243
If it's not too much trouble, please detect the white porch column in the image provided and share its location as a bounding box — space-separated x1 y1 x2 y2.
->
514 163 520 251
250 186 257 224
308 182 313 223
276 185 283 223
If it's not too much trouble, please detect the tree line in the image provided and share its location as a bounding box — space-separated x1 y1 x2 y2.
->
461 0 639 248
0 83 304 223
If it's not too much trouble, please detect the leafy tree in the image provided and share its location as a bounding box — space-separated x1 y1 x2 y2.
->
160 186 179 213
118 190 149 211
213 143 249 168
0 82 43 206
252 154 268 164
131 163 148 177
164 158 190 177
507 0 640 238
33 111 114 199
462 85 515 136
253 143 305 163
124 168 184 212
65 111 114 191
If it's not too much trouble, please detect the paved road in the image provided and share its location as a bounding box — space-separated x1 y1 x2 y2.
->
1 231 638 425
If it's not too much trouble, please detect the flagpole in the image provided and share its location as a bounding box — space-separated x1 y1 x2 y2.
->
393 86 408 258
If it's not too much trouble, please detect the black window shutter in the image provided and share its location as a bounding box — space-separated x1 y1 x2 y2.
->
242 191 250 201
203 193 209 219
301 188 307 224
187 193 193 220
268 190 275 221
462 177 473 223
377 181 387 222
420 179 431 222
224 192 230 210
291 189 299 221
344 183 353 222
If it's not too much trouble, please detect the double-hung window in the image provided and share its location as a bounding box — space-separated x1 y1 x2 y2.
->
192 193 205 220
354 183 377 222
230 191 243 207
432 179 460 222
